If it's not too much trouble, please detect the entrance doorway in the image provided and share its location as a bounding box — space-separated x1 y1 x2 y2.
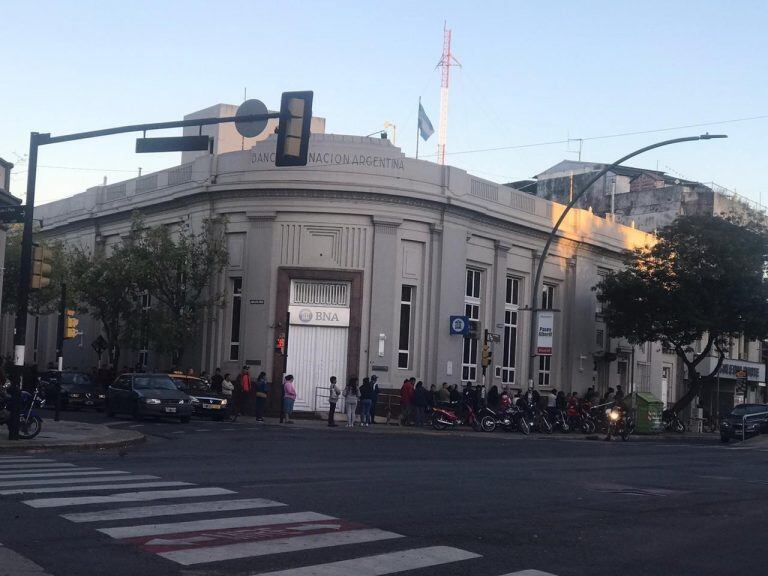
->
286 280 351 412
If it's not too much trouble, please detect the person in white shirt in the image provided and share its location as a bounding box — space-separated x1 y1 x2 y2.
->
221 373 234 399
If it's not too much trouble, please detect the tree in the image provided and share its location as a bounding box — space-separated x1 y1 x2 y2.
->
67 242 143 369
130 214 228 366
596 214 768 413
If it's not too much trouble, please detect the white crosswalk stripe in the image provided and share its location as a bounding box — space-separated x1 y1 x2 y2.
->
61 498 286 523
24 487 235 508
0 480 190 495
251 546 481 576
159 528 404 566
0 458 57 463
0 475 159 488
497 571 559 576
99 511 335 539
0 463 77 470
0 470 121 480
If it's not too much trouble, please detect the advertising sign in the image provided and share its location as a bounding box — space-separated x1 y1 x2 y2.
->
536 311 554 355
449 315 469 336
288 305 349 327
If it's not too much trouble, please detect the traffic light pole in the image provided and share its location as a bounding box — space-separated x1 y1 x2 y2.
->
8 111 280 441
8 133 40 440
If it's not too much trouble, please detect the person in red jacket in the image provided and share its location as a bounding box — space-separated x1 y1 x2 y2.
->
237 365 251 416
400 377 415 426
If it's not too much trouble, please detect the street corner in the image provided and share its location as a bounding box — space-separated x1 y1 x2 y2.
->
0 420 145 454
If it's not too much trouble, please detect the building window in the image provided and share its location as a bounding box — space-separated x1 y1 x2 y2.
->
138 293 151 369
462 269 482 382
541 284 555 310
502 276 520 383
229 278 243 361
398 286 415 369
538 355 551 387
596 329 604 348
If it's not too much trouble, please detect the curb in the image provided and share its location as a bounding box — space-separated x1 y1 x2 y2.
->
0 431 145 453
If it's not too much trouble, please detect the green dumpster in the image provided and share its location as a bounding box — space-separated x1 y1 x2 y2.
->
623 392 664 434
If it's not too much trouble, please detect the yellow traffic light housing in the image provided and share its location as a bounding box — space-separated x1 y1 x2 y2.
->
65 309 79 339
481 343 492 368
30 244 53 290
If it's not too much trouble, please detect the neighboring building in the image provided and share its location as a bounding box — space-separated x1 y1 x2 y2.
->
521 160 760 232
0 157 22 322
29 134 661 413
180 104 326 164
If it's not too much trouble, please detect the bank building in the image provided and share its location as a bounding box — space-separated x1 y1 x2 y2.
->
21 106 751 417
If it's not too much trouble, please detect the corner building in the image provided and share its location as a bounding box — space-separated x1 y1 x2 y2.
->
34 134 655 412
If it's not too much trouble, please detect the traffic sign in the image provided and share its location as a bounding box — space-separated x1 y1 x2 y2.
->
92 335 107 355
0 205 25 223
449 315 469 335
485 332 501 343
235 99 269 138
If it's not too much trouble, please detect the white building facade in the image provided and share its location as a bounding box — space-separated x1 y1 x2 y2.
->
30 134 674 412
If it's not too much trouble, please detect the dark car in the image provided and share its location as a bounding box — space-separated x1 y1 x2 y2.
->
720 403 768 442
106 373 193 423
38 371 105 411
169 374 233 421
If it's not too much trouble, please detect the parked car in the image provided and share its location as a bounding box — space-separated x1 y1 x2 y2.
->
169 373 233 421
38 371 105 411
720 403 768 442
106 373 193 423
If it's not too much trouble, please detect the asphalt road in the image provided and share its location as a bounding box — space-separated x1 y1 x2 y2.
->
0 410 766 576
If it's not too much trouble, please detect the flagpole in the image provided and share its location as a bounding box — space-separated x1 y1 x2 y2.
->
416 97 421 159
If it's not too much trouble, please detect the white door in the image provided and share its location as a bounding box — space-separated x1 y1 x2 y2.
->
286 326 348 411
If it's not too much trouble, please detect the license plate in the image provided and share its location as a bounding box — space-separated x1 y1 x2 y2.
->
202 404 220 410
165 407 177 413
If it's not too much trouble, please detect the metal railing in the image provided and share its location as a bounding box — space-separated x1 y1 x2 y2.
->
741 410 768 442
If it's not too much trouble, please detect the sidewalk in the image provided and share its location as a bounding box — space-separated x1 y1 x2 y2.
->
0 419 144 453
241 414 721 443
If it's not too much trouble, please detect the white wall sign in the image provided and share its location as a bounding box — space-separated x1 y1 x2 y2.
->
289 305 350 327
536 311 554 355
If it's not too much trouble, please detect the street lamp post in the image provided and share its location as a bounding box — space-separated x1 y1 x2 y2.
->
526 134 727 391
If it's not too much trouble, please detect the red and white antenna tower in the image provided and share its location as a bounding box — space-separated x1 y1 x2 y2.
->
436 22 461 165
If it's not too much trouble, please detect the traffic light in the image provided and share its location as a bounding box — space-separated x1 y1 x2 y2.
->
65 309 79 339
276 91 313 167
30 244 53 290
275 334 286 355
481 343 492 368
465 320 481 340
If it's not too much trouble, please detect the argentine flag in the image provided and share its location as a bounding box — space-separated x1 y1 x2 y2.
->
418 102 435 141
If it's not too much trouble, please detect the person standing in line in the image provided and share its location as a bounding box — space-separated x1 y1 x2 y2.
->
343 377 360 427
427 384 437 413
449 384 460 404
487 385 500 410
400 378 414 426
412 381 427 426
254 371 269 422
221 373 234 400
359 377 373 427
282 375 297 424
438 382 450 404
210 368 224 395
237 365 251 416
328 376 340 427
369 375 380 424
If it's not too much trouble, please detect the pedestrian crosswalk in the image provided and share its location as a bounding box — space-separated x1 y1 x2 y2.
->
0 455 558 575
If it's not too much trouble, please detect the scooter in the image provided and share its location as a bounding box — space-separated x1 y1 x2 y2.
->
431 401 481 431
662 409 685 433
606 406 634 441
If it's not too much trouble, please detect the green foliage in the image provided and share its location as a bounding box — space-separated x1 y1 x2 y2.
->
66 212 228 368
596 214 768 411
127 213 229 365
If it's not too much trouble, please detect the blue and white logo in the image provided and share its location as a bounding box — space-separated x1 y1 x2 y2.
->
449 315 469 335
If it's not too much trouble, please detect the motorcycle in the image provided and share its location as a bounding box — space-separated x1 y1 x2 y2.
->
606 406 634 441
550 408 570 433
477 405 530 435
519 403 553 434
0 383 43 439
662 409 685 433
566 405 596 433
431 401 481 431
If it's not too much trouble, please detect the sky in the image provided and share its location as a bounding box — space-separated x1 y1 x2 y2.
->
2 0 767 207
